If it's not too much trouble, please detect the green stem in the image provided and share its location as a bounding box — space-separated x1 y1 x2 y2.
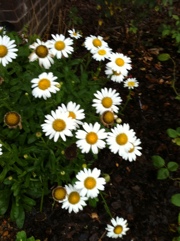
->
120 90 132 113
170 57 180 97
100 192 113 218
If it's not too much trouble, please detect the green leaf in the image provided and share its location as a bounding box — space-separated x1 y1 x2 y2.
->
157 168 169 179
157 53 171 61
171 194 180 207
167 128 178 138
167 161 179 171
16 230 27 241
152 155 165 168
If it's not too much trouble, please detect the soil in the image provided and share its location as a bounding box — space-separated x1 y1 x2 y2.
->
0 1 180 240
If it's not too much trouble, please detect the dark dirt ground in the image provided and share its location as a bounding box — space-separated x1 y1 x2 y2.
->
0 1 180 240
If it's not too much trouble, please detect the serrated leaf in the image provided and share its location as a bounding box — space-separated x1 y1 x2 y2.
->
171 194 180 207
152 155 165 168
167 161 179 171
157 53 171 61
157 168 169 179
167 128 178 138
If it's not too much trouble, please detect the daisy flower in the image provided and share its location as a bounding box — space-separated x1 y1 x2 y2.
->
106 216 129 239
106 52 132 75
84 35 108 53
41 109 76 142
105 66 127 83
49 34 74 59
29 39 54 69
74 168 106 198
91 46 112 61
0 35 18 66
75 122 107 154
92 87 122 114
106 123 136 156
52 186 67 203
0 144 3 155
61 184 87 213
68 29 82 39
57 101 85 128
121 137 142 162
124 77 139 89
31 72 60 100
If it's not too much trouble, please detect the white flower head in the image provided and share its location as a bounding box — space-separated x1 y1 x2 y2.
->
121 137 142 162
31 72 60 99
91 46 112 61
49 34 74 59
41 109 76 142
0 144 3 155
106 52 132 75
84 35 108 53
92 87 122 114
105 66 127 83
124 77 139 89
61 184 87 213
29 39 54 69
106 123 136 156
74 168 106 198
57 101 85 128
106 216 129 239
68 29 82 39
0 35 18 66
75 122 107 154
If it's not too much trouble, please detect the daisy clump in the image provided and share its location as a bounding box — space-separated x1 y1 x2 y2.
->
106 217 129 239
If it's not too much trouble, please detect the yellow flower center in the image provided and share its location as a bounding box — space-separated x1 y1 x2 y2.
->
68 191 80 204
55 41 65 50
86 132 98 144
115 58 125 67
103 111 114 124
38 78 51 90
35 45 48 58
84 177 96 189
53 187 66 201
116 133 128 145
0 45 8 57
92 38 102 47
113 70 121 76
101 97 113 108
73 32 77 36
114 225 123 234
68 111 76 119
4 112 20 126
128 143 135 153
127 81 135 87
98 49 106 56
52 119 66 131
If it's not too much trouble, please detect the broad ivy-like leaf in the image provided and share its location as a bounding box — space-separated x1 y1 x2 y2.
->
157 168 169 180
152 155 165 168
167 128 178 138
167 161 179 171
171 193 180 207
157 53 171 61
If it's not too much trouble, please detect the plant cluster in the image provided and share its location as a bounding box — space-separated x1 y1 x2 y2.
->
0 27 142 238
152 127 180 241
